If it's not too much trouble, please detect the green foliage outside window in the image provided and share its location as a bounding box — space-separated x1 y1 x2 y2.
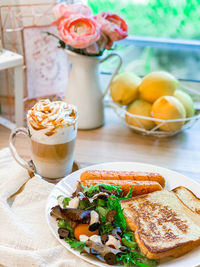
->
88 0 200 40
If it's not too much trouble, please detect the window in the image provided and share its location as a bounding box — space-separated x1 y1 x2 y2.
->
88 0 200 40
89 0 200 83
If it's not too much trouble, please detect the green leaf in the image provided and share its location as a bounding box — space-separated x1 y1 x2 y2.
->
56 196 71 208
134 250 157 267
58 219 67 229
78 199 90 210
123 232 136 242
96 206 108 218
123 187 134 199
117 250 157 267
95 198 107 207
135 262 152 267
121 238 137 248
65 238 85 252
100 221 114 235
107 197 127 231
62 197 71 208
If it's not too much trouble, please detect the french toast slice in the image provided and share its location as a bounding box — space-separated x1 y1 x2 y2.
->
120 190 200 260
173 186 200 215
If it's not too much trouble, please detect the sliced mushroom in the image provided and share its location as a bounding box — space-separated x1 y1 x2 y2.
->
58 228 69 239
112 227 122 237
62 208 91 223
91 192 111 201
99 185 113 194
50 205 77 229
85 240 120 265
51 205 94 224
106 210 116 223
50 205 65 220
90 248 99 256
112 227 123 242
72 182 84 197
106 235 121 250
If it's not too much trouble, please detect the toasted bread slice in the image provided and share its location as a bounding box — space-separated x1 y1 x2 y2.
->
173 186 200 215
120 190 200 260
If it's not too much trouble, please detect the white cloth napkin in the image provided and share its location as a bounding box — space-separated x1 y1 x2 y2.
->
0 148 94 267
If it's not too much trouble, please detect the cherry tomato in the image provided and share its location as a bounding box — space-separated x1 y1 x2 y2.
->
74 224 99 240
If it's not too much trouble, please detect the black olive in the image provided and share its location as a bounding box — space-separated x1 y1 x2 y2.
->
104 252 117 265
58 228 69 239
89 222 100 231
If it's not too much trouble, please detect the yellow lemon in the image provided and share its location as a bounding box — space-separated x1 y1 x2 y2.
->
126 99 155 130
174 90 195 117
152 96 186 132
140 71 178 103
110 72 141 105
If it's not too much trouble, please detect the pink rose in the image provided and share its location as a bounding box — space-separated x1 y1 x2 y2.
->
59 16 100 49
53 3 92 26
97 12 128 41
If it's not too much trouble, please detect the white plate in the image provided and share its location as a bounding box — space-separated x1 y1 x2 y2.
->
45 162 200 267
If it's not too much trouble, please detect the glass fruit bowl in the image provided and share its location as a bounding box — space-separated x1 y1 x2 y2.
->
108 84 200 137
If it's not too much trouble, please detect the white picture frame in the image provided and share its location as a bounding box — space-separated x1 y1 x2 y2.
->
23 25 68 99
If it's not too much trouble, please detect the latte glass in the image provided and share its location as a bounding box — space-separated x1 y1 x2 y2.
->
9 100 78 182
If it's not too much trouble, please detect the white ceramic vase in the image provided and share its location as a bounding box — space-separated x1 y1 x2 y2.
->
64 50 122 130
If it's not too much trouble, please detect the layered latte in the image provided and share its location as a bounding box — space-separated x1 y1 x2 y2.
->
27 99 78 180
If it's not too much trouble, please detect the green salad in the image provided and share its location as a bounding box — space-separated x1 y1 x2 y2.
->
50 183 157 267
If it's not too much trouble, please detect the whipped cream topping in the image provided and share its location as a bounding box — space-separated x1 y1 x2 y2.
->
27 99 77 136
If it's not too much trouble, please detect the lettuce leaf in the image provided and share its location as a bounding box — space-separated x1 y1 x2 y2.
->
117 250 157 267
65 238 85 252
107 196 127 231
82 183 122 197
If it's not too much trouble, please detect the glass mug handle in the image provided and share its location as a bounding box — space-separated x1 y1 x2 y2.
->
100 52 123 98
9 128 33 172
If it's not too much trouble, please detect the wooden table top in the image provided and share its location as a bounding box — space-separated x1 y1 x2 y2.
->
1 107 200 184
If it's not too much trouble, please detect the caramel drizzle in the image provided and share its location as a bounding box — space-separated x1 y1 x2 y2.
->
28 100 77 136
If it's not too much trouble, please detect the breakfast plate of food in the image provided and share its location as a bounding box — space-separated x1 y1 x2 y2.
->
45 162 200 267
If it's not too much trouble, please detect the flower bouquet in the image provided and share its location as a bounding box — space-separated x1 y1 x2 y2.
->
50 2 128 56
47 2 128 129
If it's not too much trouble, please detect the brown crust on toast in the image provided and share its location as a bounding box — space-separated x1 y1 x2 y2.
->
81 180 162 196
80 170 165 188
134 229 200 259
